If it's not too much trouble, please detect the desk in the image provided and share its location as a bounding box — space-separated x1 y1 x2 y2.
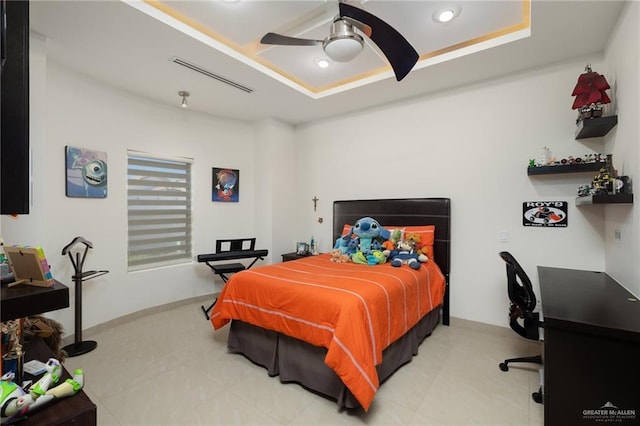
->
538 266 640 426
1 280 69 322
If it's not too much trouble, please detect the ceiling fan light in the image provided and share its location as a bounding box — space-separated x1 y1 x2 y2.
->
324 38 363 62
322 19 364 62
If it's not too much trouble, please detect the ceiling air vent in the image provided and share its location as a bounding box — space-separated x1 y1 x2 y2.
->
171 57 254 94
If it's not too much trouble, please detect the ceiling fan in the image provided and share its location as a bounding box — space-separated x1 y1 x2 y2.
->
260 2 419 82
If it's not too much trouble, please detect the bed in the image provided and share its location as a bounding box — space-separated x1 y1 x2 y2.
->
210 198 451 411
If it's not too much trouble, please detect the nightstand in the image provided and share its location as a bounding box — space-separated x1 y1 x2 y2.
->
281 252 311 262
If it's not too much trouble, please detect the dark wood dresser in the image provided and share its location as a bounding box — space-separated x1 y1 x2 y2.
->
18 337 97 425
1 279 97 424
538 266 640 425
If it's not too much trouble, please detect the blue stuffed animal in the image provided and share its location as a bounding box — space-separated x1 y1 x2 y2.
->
335 217 390 265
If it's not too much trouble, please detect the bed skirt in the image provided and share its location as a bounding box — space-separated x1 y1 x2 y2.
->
227 305 442 410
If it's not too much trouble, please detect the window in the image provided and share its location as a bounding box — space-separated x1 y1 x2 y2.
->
127 151 192 270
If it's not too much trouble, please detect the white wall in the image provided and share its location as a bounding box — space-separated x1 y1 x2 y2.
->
603 1 640 295
253 118 300 261
2 35 263 333
295 58 619 326
294 1 639 325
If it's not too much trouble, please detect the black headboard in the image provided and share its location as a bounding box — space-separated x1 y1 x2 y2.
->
333 198 451 325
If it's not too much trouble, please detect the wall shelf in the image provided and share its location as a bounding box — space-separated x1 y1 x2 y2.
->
575 193 634 206
528 162 604 175
575 115 618 139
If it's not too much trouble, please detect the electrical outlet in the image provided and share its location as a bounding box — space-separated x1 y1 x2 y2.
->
498 231 509 243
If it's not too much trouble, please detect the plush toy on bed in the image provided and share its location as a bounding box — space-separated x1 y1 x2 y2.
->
351 250 387 265
383 236 428 270
382 228 403 251
330 249 351 263
333 232 354 256
404 232 430 258
337 217 390 265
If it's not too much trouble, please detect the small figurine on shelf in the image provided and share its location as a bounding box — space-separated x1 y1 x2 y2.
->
537 147 551 167
592 168 612 195
571 64 611 122
577 184 593 197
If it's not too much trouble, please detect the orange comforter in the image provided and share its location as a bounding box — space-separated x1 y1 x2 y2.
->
210 253 446 410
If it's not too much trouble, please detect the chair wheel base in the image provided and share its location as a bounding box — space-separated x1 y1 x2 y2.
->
499 362 509 371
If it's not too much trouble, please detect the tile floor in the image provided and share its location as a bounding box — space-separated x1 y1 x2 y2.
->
62 297 544 425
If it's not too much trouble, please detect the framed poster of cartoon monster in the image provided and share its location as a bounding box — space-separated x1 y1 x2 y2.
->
65 146 108 198
212 167 239 202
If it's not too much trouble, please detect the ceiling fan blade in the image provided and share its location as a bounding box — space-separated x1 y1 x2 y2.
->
339 3 418 81
260 33 322 47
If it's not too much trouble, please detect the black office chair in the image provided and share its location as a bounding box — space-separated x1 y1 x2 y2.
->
498 251 544 404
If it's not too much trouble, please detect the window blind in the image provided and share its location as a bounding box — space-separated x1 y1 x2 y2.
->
127 152 192 270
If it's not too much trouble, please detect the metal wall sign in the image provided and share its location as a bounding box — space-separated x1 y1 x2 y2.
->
523 201 568 227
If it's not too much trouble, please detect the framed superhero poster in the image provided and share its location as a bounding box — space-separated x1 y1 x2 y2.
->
65 146 108 198
212 167 239 202
523 201 567 227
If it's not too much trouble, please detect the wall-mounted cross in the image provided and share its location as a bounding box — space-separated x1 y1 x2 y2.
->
312 196 319 212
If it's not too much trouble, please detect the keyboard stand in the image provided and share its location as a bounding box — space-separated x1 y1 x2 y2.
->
197 246 268 319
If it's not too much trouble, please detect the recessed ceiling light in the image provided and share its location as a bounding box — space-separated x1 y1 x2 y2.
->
316 58 330 69
433 5 461 23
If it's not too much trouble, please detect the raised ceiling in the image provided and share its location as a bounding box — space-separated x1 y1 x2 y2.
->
140 0 529 96
29 1 627 125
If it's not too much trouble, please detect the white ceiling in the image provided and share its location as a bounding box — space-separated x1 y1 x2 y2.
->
29 1 626 126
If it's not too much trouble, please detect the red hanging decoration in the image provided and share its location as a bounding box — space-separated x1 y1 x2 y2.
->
571 64 611 119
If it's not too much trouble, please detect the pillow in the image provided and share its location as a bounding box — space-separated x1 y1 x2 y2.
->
388 225 435 260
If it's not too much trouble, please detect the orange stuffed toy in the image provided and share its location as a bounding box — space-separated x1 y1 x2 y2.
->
404 232 428 258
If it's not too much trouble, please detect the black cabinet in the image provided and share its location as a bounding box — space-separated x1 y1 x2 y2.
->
23 337 97 425
0 0 29 214
1 280 69 322
281 252 311 262
538 267 640 425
